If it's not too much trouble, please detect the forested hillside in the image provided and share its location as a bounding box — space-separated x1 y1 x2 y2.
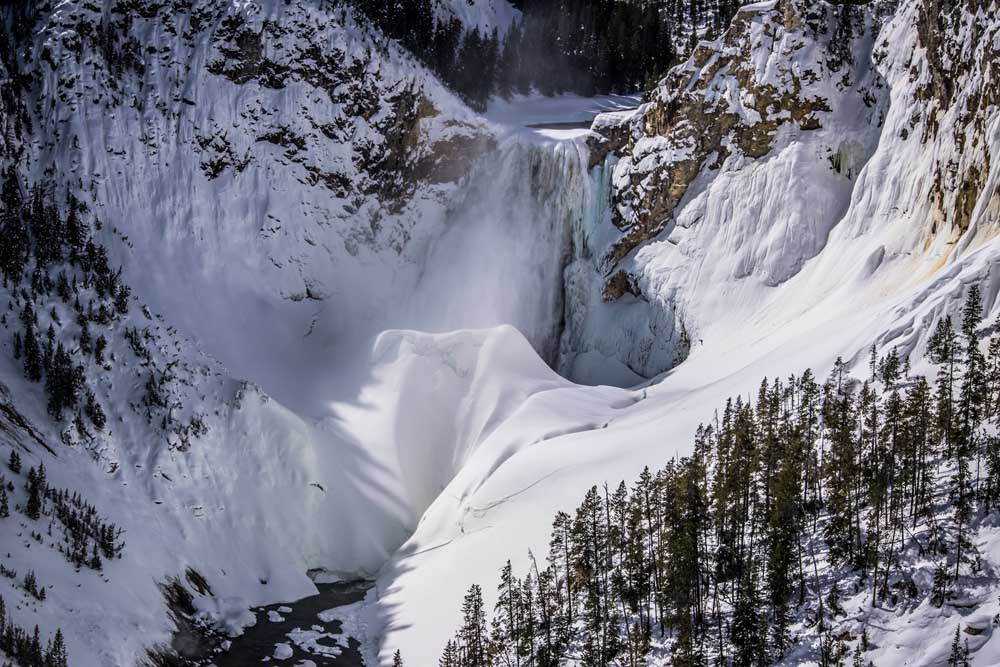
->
438 288 1000 667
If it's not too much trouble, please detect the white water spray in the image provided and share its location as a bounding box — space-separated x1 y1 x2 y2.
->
406 137 586 364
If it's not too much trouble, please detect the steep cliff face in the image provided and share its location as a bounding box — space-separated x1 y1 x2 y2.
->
14 0 501 409
585 0 999 374
901 0 1000 241
563 0 889 383
0 2 507 665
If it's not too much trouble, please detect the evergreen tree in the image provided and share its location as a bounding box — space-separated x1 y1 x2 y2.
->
30 624 42 666
731 572 766 667
459 584 489 667
85 390 106 430
947 626 971 667
0 188 29 282
439 639 459 667
25 465 43 520
494 560 521 666
46 628 68 667
8 449 21 473
928 316 959 457
22 320 42 382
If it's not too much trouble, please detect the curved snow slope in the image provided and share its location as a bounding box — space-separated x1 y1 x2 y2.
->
372 0 1000 664
338 327 572 520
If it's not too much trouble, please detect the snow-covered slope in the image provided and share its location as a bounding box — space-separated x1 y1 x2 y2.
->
372 0 1000 664
0 0 506 664
31 0 500 414
2 0 1000 665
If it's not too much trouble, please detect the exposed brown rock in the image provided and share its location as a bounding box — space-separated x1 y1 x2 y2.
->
598 0 852 293
602 270 642 302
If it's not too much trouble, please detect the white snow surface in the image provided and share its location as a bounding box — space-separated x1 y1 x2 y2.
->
3 0 1000 666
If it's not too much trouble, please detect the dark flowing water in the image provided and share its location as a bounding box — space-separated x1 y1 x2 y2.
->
210 580 372 666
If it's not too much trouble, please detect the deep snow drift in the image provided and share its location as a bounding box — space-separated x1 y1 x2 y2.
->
2 0 1000 665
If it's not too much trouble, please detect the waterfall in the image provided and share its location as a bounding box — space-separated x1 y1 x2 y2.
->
407 133 687 387
406 136 586 366
558 151 690 387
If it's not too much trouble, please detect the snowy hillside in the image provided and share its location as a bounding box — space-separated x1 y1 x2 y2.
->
0 0 999 666
0 0 505 664
374 0 1000 665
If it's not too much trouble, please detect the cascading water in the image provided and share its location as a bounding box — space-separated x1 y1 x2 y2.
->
407 131 689 388
558 152 690 387
406 136 585 365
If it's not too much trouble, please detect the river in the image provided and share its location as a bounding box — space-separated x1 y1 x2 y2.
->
210 580 373 666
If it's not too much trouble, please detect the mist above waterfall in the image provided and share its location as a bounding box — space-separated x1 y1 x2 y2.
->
403 138 585 365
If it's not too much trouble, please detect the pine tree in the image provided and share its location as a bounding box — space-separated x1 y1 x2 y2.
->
731 572 766 667
494 559 521 667
392 649 404 667
820 634 847 667
571 485 609 665
928 316 959 457
79 318 92 355
947 626 970 667
950 287 986 582
25 465 42 520
439 639 459 667
8 449 21 473
95 333 107 364
30 624 42 666
86 390 106 430
0 201 29 283
460 584 488 667
89 542 102 571
114 283 130 315
52 627 68 667
23 570 37 597
65 192 87 263
22 320 42 382
548 510 574 636
0 486 8 518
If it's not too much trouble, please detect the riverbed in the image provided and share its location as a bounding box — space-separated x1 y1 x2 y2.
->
210 580 373 666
